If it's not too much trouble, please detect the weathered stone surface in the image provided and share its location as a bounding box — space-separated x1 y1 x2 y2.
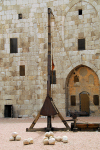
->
23 139 30 145
62 136 68 143
9 136 14 141
0 0 100 118
28 138 33 144
16 135 21 141
55 136 62 142
49 138 55 145
45 132 50 138
12 132 18 138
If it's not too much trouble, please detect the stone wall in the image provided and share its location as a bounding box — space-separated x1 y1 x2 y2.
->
0 0 100 117
67 66 100 116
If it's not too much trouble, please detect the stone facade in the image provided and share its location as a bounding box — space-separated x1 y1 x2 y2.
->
0 0 100 118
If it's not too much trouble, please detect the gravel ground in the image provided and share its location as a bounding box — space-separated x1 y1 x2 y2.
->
0 117 100 150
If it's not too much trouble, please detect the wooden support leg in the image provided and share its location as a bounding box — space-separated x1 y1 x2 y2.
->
58 111 70 129
73 119 78 132
28 112 40 129
47 116 52 131
98 124 100 132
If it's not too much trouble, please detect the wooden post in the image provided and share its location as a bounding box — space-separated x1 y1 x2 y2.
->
47 8 52 130
47 8 51 96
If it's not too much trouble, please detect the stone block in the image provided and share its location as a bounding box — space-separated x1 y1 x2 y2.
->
25 109 32 115
27 105 33 109
22 115 28 118
16 100 24 105
24 100 29 105
21 105 28 110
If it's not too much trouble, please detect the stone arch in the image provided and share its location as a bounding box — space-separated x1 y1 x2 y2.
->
79 91 89 95
65 64 100 116
66 61 99 81
65 0 98 15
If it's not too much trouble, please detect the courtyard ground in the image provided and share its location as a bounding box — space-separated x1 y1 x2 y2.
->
0 116 100 150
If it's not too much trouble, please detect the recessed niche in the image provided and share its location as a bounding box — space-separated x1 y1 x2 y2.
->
71 95 76 106
10 38 18 53
93 95 99 105
74 75 79 83
79 9 82 15
18 14 22 19
20 65 25 76
89 74 94 84
78 39 85 50
80 67 87 77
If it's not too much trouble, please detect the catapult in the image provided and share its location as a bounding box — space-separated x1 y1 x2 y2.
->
26 8 100 132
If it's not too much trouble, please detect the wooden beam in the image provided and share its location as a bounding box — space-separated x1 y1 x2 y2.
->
26 127 69 132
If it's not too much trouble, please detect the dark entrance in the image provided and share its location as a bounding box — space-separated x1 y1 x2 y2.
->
4 105 13 118
80 92 89 116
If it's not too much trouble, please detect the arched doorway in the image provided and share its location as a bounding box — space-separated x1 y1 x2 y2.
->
66 65 100 116
79 91 89 115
